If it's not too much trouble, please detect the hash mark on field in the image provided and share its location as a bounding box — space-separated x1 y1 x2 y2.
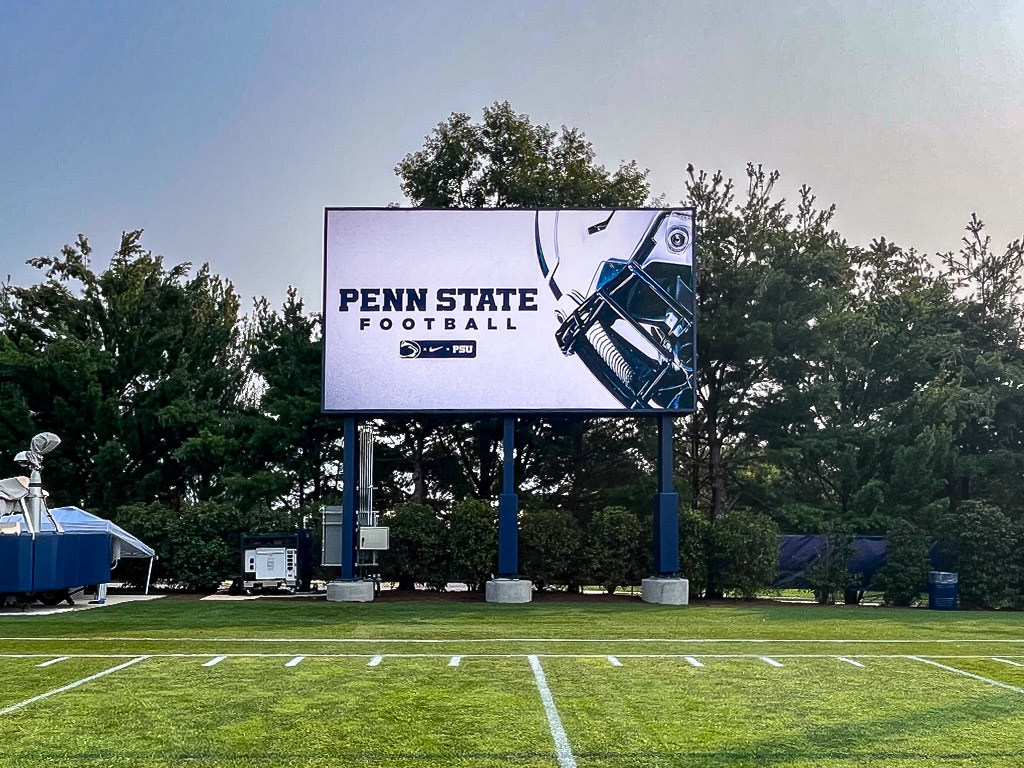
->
368 655 383 667
285 656 304 667
448 656 461 667
35 656 69 667
909 656 1024 693
684 656 703 668
0 656 148 716
607 656 622 667
993 658 1024 668
528 655 577 768
838 657 865 667
203 656 226 667
761 657 783 668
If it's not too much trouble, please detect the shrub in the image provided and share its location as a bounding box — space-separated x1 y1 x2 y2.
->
447 498 497 591
948 500 1021 610
678 507 709 598
709 510 780 599
117 500 294 592
875 520 930 607
805 522 856 605
586 506 643 594
520 508 583 590
379 502 450 590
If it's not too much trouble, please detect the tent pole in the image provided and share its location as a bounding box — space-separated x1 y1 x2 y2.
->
145 557 153 595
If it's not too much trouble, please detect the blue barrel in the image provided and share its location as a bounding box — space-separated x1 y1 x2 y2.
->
928 571 958 610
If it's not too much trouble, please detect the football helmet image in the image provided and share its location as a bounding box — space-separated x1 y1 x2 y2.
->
535 209 695 410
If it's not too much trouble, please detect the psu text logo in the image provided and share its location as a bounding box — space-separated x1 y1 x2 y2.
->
399 340 477 359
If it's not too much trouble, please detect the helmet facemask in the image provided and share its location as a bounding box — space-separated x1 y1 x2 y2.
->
536 210 695 410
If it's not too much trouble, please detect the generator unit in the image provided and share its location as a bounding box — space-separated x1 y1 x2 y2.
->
241 530 314 592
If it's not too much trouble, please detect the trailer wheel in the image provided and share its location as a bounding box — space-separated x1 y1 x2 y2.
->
38 592 66 606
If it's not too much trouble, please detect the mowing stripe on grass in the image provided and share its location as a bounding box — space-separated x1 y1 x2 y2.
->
285 656 304 667
607 656 622 667
0 656 148 716
837 657 865 667
35 656 69 667
761 657 783 667
368 655 383 667
203 656 226 667
908 656 1024 694
528 655 577 768
684 656 704 667
993 658 1024 668
448 656 461 667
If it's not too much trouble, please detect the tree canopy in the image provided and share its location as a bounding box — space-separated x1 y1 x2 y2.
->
1 102 1022 601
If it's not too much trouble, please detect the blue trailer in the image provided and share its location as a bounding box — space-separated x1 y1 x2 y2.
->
0 433 155 607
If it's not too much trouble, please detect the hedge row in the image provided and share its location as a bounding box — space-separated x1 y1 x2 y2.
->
380 501 780 597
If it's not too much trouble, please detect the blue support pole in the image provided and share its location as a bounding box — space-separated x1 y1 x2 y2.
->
653 413 679 576
497 415 519 578
341 416 358 580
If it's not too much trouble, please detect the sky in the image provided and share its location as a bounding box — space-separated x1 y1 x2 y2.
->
2 0 1022 310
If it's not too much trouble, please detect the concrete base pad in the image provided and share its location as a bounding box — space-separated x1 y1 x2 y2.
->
326 580 375 603
485 579 533 603
642 577 689 605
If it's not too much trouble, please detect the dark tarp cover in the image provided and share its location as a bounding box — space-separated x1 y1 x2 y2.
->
774 535 889 590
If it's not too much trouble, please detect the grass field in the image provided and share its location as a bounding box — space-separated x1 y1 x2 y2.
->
0 597 1022 767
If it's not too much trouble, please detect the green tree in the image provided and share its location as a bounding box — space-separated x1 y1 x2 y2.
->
447 498 498 591
758 238 959 535
875 520 931 607
0 231 246 517
520 507 584 590
708 510 779 599
678 507 710 598
947 500 1021 609
938 216 1024 510
378 502 450 591
684 165 853 530
586 506 643 595
396 101 650 208
229 289 345 514
804 522 856 605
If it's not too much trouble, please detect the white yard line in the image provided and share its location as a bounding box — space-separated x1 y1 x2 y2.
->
285 656 304 667
0 656 148 716
684 656 704 667
528 655 577 768
992 658 1024 668
908 657 1024 694
837 657 865 667
35 656 69 667
761 657 783 668
448 656 461 667
1 652 1023 660
203 656 227 667
4 636 1024 644
607 656 622 667
367 655 383 667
